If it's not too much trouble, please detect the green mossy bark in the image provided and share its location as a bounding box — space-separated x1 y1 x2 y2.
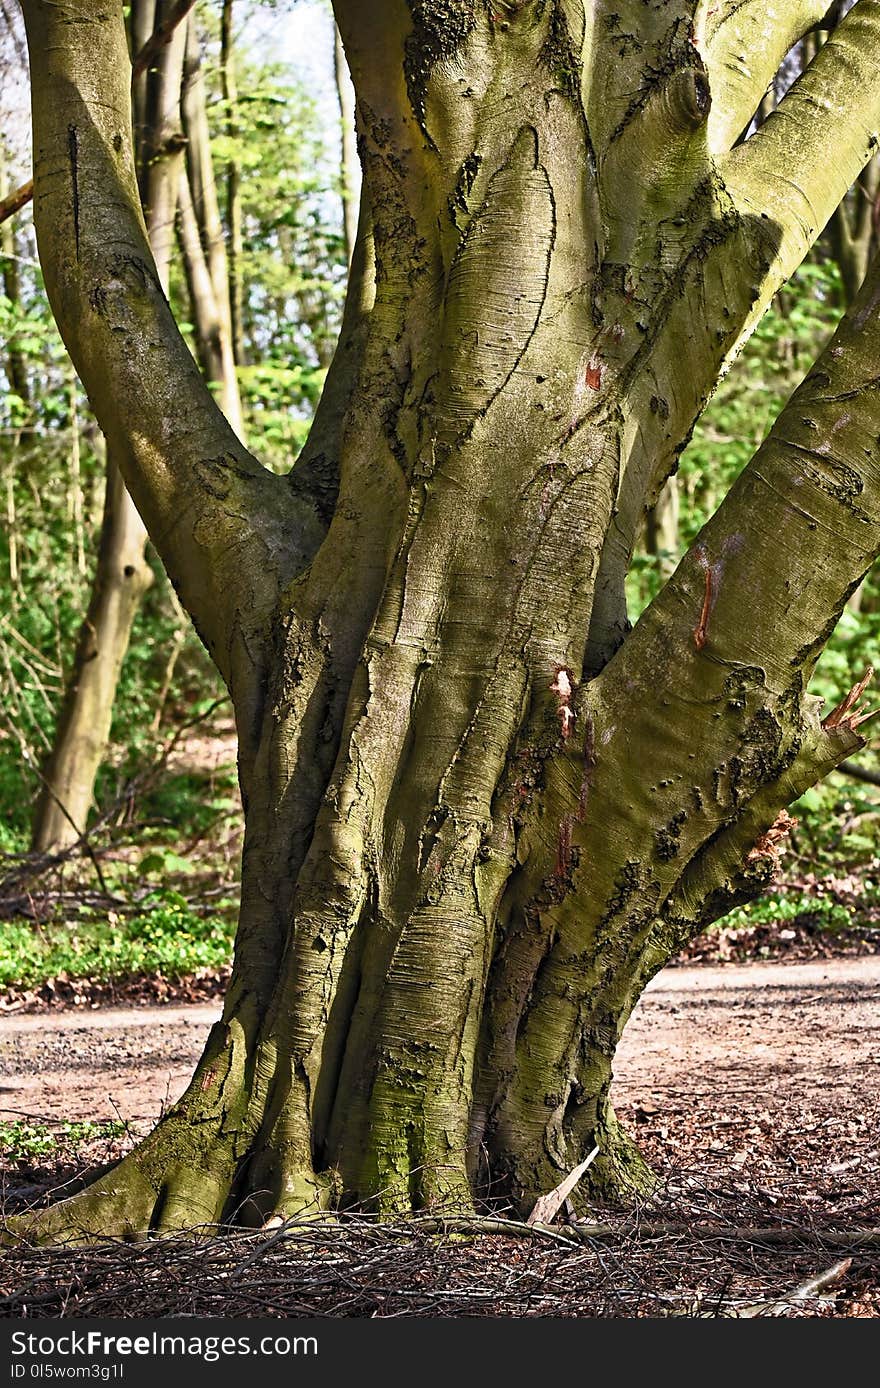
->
13 0 880 1240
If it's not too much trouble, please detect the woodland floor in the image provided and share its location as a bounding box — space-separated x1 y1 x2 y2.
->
1 952 879 1317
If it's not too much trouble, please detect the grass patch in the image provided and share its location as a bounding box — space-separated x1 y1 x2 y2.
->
0 892 234 990
0 1120 126 1164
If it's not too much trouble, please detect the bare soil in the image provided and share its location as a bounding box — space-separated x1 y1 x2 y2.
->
2 955 878 1150
2 954 879 1317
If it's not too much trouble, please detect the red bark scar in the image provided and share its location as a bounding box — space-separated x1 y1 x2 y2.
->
693 563 714 650
585 356 602 390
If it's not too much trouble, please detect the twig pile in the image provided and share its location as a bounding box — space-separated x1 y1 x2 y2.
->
1 1198 878 1319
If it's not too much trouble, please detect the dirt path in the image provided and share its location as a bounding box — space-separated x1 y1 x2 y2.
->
613 956 880 1203
2 957 879 1195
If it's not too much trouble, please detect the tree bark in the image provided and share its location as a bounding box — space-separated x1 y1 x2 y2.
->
180 14 244 438
16 0 880 1239
220 0 245 366
333 22 358 268
30 0 183 852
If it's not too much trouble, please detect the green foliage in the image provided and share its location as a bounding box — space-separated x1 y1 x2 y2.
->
0 894 234 989
0 430 221 850
788 773 880 872
237 360 327 455
0 1119 126 1163
720 887 871 933
0 245 71 430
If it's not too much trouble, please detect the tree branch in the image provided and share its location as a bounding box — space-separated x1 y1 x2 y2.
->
523 246 880 984
22 0 325 686
699 0 834 154
585 6 880 673
0 178 32 226
133 0 197 80
0 0 197 229
837 756 880 785
726 0 880 297
580 251 880 906
608 245 880 725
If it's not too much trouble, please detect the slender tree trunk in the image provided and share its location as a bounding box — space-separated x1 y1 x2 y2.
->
829 154 880 304
177 169 232 395
220 0 245 365
333 22 358 268
30 461 153 852
180 14 244 437
67 378 86 577
4 451 20 602
30 0 184 852
0 146 30 408
17 0 880 1240
644 475 681 579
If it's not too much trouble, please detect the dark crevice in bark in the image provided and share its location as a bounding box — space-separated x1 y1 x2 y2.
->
402 0 480 145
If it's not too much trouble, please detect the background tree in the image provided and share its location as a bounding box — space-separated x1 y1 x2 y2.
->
0 2 343 864
13 0 880 1239
22 0 342 853
333 18 358 267
27 0 188 854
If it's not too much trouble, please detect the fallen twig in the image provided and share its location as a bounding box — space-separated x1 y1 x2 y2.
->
736 1258 853 1317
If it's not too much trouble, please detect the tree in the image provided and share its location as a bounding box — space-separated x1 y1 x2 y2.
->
29 0 245 853
15 0 880 1239
333 17 358 267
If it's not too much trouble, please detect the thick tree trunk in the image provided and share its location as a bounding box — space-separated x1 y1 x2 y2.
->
17 0 880 1240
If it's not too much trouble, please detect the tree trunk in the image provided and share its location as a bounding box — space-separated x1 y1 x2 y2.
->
644 476 681 579
17 0 880 1239
30 0 183 852
31 459 153 853
333 22 358 268
220 0 245 366
180 14 244 438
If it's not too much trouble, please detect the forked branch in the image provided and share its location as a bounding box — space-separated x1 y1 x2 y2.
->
727 0 880 301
